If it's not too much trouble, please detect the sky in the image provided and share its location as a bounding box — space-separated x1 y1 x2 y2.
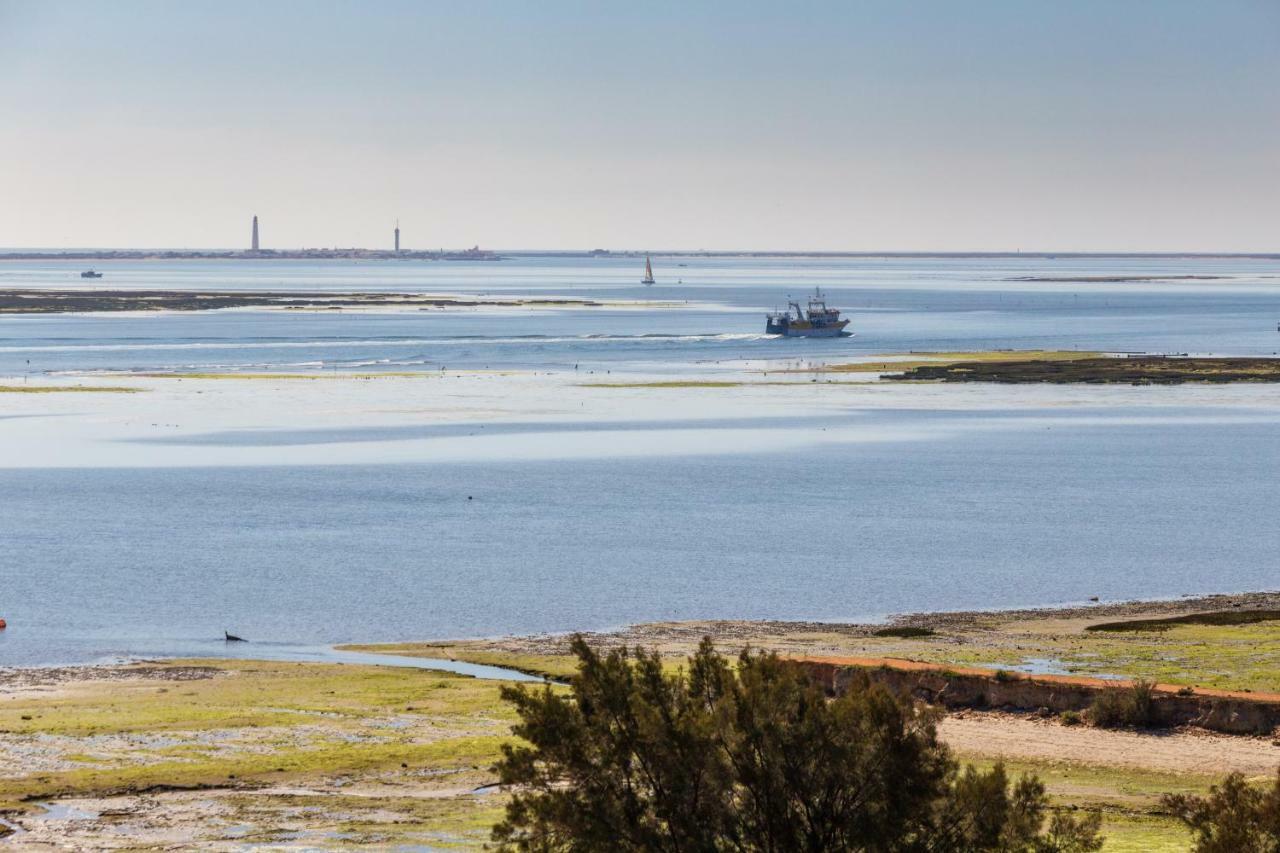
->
1 0 1277 252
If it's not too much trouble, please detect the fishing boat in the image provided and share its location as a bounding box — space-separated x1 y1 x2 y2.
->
641 257 655 285
765 288 852 338
80 269 103 279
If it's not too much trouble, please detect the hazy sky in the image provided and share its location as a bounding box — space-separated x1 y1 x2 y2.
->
1 1 1277 251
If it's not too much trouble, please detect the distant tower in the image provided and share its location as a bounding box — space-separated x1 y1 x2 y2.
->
394 220 400 253
251 215 259 251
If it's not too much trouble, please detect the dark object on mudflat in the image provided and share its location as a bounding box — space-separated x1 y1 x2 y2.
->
224 631 247 642
1085 609 1280 633
80 269 103 279
872 625 935 638
888 356 1280 385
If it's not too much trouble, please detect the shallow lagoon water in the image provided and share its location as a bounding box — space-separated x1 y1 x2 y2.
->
2 255 1280 665
3 408 1279 666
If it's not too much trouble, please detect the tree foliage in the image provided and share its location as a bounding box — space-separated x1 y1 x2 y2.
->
1164 771 1280 853
493 636 1103 852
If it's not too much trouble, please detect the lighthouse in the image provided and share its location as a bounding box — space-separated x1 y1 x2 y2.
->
394 220 400 253
251 215 259 251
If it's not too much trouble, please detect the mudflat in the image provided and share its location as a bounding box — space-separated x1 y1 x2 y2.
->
7 594 1280 845
888 355 1280 384
7 594 1280 849
0 289 599 314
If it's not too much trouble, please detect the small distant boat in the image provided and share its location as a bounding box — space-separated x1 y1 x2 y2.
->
766 288 852 338
80 269 103 279
641 257 655 285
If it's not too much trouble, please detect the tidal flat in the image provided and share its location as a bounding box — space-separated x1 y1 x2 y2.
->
0 288 604 314
9 595 1280 848
0 660 520 847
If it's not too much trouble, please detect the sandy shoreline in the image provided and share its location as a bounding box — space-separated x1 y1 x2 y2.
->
8 589 1280 683
401 588 1280 659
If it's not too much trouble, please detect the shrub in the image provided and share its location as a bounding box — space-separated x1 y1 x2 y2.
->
994 669 1018 682
1060 710 1083 726
1164 771 1280 852
493 635 1104 852
1088 678 1158 728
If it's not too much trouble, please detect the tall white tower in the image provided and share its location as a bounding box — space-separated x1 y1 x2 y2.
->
251 215 259 251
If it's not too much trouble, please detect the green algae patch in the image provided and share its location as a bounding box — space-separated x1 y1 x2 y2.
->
223 791 507 849
0 659 515 737
957 758 1201 852
891 355 1280 384
0 736 508 805
1087 610 1280 633
578 380 877 388
1096 814 1192 853
978 758 1218 810
845 618 1280 694
131 371 435 380
0 385 142 393
579 380 744 388
0 659 519 810
812 350 1101 373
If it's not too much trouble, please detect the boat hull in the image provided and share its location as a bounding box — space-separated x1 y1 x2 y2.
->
780 326 851 338
766 320 851 337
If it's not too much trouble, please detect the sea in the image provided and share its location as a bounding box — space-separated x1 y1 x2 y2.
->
2 254 1279 666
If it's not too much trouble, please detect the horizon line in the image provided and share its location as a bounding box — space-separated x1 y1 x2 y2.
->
1 247 1279 259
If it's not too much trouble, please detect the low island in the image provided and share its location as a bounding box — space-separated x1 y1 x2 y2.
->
885 355 1280 384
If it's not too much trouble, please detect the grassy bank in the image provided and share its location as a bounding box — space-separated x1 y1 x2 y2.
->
0 660 529 847
377 595 1280 694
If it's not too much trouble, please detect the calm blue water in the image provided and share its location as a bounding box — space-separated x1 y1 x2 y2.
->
3 409 1279 666
2 255 1280 665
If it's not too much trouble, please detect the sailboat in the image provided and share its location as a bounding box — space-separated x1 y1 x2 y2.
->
641 256 655 285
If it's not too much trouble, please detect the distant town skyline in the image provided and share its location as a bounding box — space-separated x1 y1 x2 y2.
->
2 0 1278 252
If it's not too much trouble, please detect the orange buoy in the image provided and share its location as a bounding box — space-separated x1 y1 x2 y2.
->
0 618 7 629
